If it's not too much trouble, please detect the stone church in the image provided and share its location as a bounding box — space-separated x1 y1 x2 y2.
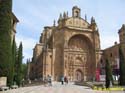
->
29 6 125 82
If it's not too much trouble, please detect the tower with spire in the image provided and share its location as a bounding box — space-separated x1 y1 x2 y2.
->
72 6 81 18
118 24 125 43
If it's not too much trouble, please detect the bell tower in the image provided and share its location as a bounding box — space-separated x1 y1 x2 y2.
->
118 24 125 43
72 6 81 18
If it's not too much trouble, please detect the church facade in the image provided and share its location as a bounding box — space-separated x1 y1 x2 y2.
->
29 6 125 82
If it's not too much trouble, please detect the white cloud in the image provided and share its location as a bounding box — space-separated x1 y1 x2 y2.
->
100 35 119 49
16 35 37 63
16 35 37 49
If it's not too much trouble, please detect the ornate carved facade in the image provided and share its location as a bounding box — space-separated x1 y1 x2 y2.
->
30 6 125 82
30 6 101 81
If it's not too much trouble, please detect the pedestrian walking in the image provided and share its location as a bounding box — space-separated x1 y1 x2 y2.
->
47 75 52 86
21 79 25 87
64 76 68 84
61 76 64 85
44 77 47 87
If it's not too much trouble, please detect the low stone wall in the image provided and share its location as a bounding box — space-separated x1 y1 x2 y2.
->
75 81 93 88
0 77 7 86
75 81 105 88
0 77 9 91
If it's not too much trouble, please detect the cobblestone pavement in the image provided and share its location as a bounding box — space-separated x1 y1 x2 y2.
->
0 82 124 93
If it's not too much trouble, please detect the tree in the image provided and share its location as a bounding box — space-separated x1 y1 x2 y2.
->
11 38 17 85
21 63 27 80
119 47 125 85
25 59 31 80
0 0 13 86
105 59 113 88
15 42 23 86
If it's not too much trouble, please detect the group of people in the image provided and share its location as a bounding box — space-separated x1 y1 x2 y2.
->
44 75 52 86
43 75 69 86
61 76 68 85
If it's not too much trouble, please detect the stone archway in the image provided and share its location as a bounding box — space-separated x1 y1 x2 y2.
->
68 34 93 50
75 69 83 81
65 34 94 81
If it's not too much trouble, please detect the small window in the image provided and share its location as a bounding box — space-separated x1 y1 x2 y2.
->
100 59 103 63
110 53 112 57
50 55 52 58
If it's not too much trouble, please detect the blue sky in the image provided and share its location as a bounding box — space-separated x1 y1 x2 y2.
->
13 0 125 63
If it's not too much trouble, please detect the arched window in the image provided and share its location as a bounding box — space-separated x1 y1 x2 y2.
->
75 11 79 17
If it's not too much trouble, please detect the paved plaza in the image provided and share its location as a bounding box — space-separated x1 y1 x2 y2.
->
0 82 124 93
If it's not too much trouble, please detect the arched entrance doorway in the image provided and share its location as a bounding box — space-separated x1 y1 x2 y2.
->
75 69 83 81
